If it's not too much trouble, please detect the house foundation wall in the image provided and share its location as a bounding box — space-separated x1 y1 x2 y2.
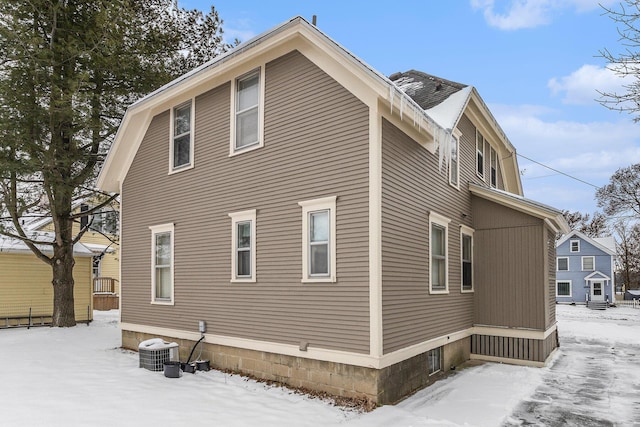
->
123 330 471 405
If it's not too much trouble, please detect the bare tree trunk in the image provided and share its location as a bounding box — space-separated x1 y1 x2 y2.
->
51 245 76 327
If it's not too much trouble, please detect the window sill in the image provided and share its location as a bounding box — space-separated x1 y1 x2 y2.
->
229 141 263 157
168 163 194 175
461 289 474 293
429 289 449 295
302 277 336 284
231 278 256 284
151 300 174 306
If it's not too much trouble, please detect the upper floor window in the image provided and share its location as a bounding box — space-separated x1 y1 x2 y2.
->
490 146 497 188
150 223 174 304
582 256 595 271
570 240 580 252
229 210 256 282
298 196 337 283
449 131 460 188
461 225 474 292
557 257 569 271
171 100 193 171
476 130 485 178
429 212 450 294
232 68 264 155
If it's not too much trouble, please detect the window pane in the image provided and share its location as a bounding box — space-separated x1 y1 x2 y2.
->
310 211 329 242
156 266 171 299
173 134 190 167
237 222 251 249
557 258 568 271
310 243 329 275
462 234 471 260
583 257 594 270
237 74 259 111
236 107 258 148
432 224 444 256
463 261 472 290
428 347 441 374
557 282 570 296
155 233 170 265
237 250 251 277
174 104 191 136
432 258 446 289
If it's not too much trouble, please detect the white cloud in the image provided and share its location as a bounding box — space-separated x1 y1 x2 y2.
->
223 19 256 43
548 64 635 105
470 0 618 30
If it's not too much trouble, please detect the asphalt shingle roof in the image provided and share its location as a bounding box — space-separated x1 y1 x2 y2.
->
389 70 467 110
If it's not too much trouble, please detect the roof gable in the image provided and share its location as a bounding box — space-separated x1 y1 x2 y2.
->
556 230 616 256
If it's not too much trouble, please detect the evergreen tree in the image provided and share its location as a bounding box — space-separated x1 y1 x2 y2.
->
0 0 230 326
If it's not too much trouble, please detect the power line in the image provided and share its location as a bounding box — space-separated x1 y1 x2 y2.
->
517 153 600 189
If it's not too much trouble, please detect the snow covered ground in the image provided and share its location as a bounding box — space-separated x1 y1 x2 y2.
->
1 304 639 426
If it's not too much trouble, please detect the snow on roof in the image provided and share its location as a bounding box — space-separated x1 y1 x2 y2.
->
426 85 473 131
0 233 93 256
593 236 616 253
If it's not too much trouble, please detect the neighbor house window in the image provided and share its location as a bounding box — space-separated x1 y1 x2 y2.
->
298 196 336 283
476 130 484 178
556 281 572 297
582 256 595 271
428 346 442 375
228 210 256 282
490 146 497 188
557 257 569 271
150 223 174 304
232 68 264 154
449 131 461 188
92 210 118 235
570 240 580 252
461 225 474 292
171 100 193 171
430 212 451 293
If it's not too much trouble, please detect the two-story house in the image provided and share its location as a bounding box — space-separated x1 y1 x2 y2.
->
97 16 569 404
556 230 616 308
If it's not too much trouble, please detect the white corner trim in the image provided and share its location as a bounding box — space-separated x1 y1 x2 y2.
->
369 106 383 359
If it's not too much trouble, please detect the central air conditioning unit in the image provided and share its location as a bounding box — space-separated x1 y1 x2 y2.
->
138 338 179 371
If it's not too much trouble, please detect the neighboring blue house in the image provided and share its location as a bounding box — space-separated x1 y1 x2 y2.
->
556 231 616 306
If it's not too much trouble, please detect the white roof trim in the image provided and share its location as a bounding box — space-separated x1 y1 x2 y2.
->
584 271 611 281
556 230 616 256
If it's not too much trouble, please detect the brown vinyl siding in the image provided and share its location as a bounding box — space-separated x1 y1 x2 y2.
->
472 196 547 330
121 50 370 354
381 115 476 354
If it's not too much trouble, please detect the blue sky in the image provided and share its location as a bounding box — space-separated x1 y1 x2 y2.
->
183 0 640 215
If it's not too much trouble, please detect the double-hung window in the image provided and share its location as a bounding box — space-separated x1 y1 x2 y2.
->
232 69 264 154
490 146 497 187
171 100 193 171
570 240 580 252
461 225 474 292
557 257 569 271
299 196 336 283
229 210 256 282
476 130 484 178
150 223 174 304
582 256 595 271
556 281 572 297
429 212 450 293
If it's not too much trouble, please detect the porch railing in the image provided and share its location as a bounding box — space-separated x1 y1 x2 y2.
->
93 277 118 294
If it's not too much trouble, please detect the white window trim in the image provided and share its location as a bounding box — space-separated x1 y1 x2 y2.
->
169 99 195 174
460 224 474 293
229 67 265 157
429 211 451 294
149 223 175 305
476 130 485 179
298 196 337 283
570 239 580 252
449 128 462 189
556 280 572 297
228 209 257 283
557 256 569 271
582 256 595 271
